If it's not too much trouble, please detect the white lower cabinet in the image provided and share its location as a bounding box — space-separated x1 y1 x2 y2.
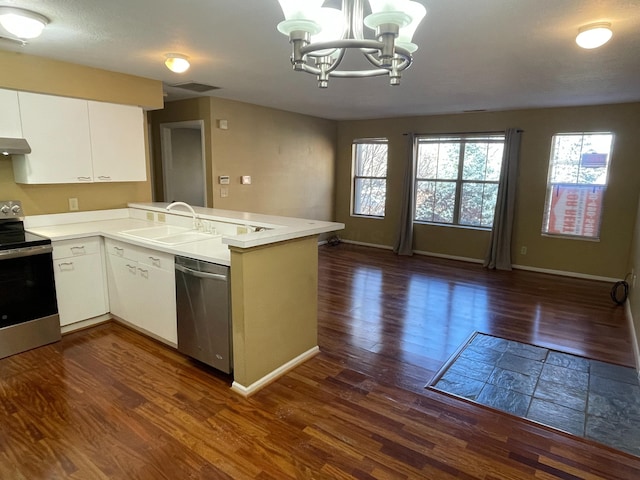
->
52 237 109 327
105 238 177 345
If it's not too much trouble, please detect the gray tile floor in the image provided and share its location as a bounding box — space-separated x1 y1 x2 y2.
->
430 333 640 457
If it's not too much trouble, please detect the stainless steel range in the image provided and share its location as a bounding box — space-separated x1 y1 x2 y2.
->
0 200 60 359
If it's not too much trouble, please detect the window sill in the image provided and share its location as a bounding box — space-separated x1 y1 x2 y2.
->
351 214 385 220
414 221 492 232
541 233 600 242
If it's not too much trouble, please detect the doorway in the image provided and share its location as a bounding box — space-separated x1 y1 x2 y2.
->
159 120 207 207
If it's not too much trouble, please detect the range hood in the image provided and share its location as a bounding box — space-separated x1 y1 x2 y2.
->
0 137 32 156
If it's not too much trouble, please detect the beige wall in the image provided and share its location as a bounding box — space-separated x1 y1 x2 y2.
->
627 194 640 368
149 97 337 221
0 51 163 215
336 103 640 279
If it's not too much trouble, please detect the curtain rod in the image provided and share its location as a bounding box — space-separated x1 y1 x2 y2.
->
403 129 523 136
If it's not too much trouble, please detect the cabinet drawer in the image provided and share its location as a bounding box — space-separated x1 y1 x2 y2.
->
53 236 102 259
105 238 174 272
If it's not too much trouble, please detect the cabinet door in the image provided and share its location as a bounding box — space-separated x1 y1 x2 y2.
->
88 101 147 182
106 254 139 323
53 254 108 326
0 89 22 138
136 265 177 344
15 92 93 184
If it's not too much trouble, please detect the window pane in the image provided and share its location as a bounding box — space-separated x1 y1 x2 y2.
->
355 143 388 177
543 132 613 238
462 142 488 181
459 182 499 227
435 143 460 180
543 185 604 238
415 181 455 223
353 178 386 216
486 144 504 181
416 143 438 178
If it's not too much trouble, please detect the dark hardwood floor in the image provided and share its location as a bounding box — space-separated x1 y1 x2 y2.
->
1 243 638 479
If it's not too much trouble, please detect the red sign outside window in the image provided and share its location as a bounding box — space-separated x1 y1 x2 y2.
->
547 185 604 238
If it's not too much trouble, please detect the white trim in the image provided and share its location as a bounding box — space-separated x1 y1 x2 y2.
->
60 314 111 335
341 239 393 250
625 300 640 377
413 249 483 264
512 264 619 283
340 239 619 281
317 240 328 246
231 346 320 397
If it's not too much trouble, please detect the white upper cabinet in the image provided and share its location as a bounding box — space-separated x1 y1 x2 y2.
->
14 92 93 184
0 89 23 138
88 101 147 182
10 90 147 184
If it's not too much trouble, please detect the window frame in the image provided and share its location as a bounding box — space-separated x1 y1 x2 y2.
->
351 138 389 218
541 131 614 240
413 133 506 229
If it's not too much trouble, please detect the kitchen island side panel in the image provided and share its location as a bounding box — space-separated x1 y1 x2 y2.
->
230 236 318 390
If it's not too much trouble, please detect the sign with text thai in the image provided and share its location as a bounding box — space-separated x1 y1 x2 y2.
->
547 185 604 238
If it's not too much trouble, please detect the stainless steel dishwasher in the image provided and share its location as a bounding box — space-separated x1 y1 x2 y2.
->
175 256 232 374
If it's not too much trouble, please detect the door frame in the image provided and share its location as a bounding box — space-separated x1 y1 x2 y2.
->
159 120 207 206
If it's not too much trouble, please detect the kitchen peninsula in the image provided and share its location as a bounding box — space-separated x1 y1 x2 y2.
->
25 203 343 396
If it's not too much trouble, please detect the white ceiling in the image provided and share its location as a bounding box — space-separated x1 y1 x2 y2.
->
1 0 639 120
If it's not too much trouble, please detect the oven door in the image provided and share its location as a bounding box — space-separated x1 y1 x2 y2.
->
0 245 60 359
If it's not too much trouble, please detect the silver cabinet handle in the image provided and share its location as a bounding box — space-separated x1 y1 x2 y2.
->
113 246 124 256
77 176 92 181
97 176 112 181
126 264 136 274
138 267 149 279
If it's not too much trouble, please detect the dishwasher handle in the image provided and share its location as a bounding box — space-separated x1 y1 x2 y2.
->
175 263 228 281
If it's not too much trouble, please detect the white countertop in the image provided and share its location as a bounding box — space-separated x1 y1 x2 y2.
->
24 205 344 266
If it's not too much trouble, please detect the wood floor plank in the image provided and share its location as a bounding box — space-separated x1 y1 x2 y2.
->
1 243 639 478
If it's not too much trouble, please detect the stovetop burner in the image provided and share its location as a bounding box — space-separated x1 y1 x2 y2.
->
0 200 51 251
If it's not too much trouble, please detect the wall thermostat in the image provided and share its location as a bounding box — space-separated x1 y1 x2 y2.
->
219 175 230 184
241 176 252 185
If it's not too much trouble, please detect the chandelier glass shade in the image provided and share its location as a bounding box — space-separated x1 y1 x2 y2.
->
276 0 427 88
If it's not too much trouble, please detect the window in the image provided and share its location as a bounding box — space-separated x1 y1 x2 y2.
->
542 132 614 239
414 134 505 228
352 139 388 217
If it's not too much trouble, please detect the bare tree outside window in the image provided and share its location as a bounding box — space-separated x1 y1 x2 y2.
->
414 135 505 228
352 140 388 217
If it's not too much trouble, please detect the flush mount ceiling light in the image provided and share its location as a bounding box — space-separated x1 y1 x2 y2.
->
0 7 48 39
576 22 613 49
276 0 427 88
164 53 190 73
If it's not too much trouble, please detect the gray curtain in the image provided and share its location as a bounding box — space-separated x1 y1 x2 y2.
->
484 128 522 270
393 133 417 256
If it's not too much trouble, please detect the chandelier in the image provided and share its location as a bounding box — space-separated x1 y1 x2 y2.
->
276 0 427 88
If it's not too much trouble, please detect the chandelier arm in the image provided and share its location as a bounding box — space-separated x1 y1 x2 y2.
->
299 39 384 57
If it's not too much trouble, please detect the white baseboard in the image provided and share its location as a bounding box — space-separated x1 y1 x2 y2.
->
61 314 111 334
231 346 320 397
512 264 619 283
339 239 619 282
413 249 484 264
340 239 393 250
625 301 640 376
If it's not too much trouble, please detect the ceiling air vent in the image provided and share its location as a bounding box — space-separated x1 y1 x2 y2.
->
170 82 221 93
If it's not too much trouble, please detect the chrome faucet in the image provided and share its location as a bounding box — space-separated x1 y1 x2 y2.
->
166 201 199 229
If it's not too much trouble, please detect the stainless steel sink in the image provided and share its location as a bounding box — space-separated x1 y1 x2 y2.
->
119 225 219 245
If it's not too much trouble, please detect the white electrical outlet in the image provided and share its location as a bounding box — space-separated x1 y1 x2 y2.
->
68 198 79 211
221 187 229 198
520 246 527 255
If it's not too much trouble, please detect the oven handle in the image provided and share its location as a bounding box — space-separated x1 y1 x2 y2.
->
0 244 53 260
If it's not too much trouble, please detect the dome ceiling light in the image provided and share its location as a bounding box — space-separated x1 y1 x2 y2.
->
0 7 48 39
576 22 613 49
164 53 191 73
